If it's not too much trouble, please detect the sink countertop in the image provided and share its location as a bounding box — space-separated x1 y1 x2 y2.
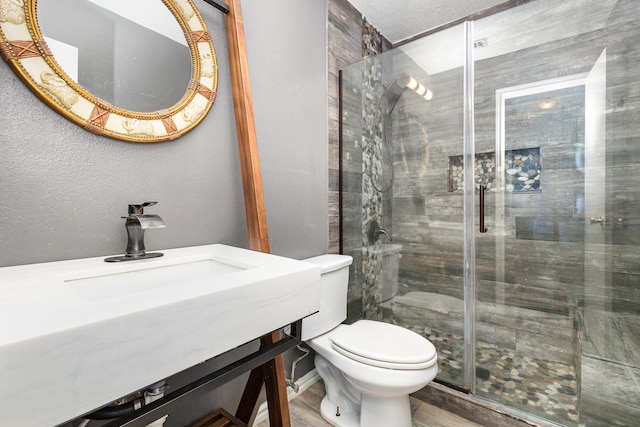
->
0 244 321 427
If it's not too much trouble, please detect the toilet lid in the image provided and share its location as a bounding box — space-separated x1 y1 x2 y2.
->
330 320 437 370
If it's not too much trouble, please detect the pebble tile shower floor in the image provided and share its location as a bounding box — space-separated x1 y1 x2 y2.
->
403 326 580 426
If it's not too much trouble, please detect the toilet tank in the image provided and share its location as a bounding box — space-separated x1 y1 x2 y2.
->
301 254 353 341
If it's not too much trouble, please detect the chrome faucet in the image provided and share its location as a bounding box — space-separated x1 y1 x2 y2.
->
105 202 166 262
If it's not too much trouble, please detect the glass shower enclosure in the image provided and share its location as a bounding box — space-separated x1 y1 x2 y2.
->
340 1 639 426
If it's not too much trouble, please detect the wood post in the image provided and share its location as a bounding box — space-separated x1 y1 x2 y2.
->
223 0 291 425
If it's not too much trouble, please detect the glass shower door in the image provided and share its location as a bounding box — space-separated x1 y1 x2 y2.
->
385 23 470 390
340 23 471 389
476 76 586 425
473 0 640 425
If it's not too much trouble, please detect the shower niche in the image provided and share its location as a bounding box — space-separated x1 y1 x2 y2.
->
448 147 542 193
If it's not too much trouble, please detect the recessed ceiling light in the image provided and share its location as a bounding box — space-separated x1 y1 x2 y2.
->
538 99 557 110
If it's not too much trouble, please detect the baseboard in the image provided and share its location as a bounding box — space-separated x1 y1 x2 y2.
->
413 381 561 427
252 369 321 425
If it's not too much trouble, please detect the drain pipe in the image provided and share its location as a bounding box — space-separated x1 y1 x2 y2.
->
85 397 146 420
83 381 168 425
144 381 168 427
286 345 310 393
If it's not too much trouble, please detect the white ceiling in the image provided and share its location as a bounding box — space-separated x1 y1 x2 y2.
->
346 0 510 44
347 0 617 76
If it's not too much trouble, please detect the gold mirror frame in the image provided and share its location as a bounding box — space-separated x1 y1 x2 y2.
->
0 0 218 143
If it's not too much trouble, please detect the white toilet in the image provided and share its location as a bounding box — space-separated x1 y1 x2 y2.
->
302 254 438 427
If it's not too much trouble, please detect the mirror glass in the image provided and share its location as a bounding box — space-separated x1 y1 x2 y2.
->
37 0 192 113
0 0 217 142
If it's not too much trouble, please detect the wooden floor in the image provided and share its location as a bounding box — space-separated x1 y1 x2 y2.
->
255 380 484 427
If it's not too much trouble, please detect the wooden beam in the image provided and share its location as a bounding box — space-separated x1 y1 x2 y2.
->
234 368 265 424
235 334 290 426
260 336 289 426
223 1 290 425
224 0 270 254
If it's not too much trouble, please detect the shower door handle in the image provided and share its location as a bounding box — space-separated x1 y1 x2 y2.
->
479 185 488 233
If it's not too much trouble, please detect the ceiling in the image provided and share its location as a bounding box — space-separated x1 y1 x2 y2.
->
346 0 617 75
346 0 510 44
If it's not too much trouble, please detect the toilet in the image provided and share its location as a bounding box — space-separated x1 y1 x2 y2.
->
302 254 438 427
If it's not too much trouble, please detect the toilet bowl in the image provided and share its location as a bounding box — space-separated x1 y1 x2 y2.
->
302 255 438 427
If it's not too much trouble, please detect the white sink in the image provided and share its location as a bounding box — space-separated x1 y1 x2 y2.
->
65 259 246 300
0 244 321 427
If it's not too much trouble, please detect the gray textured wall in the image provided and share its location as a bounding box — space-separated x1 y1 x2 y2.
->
0 0 327 424
247 1 329 259
0 0 328 267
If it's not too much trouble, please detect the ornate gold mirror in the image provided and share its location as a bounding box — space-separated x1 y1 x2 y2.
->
0 0 218 142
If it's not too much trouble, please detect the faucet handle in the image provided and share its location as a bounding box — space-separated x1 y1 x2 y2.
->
128 201 157 215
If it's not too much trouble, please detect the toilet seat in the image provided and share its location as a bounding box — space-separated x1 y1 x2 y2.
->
330 320 437 370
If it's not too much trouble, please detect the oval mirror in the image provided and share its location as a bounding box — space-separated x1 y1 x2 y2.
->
0 0 218 142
